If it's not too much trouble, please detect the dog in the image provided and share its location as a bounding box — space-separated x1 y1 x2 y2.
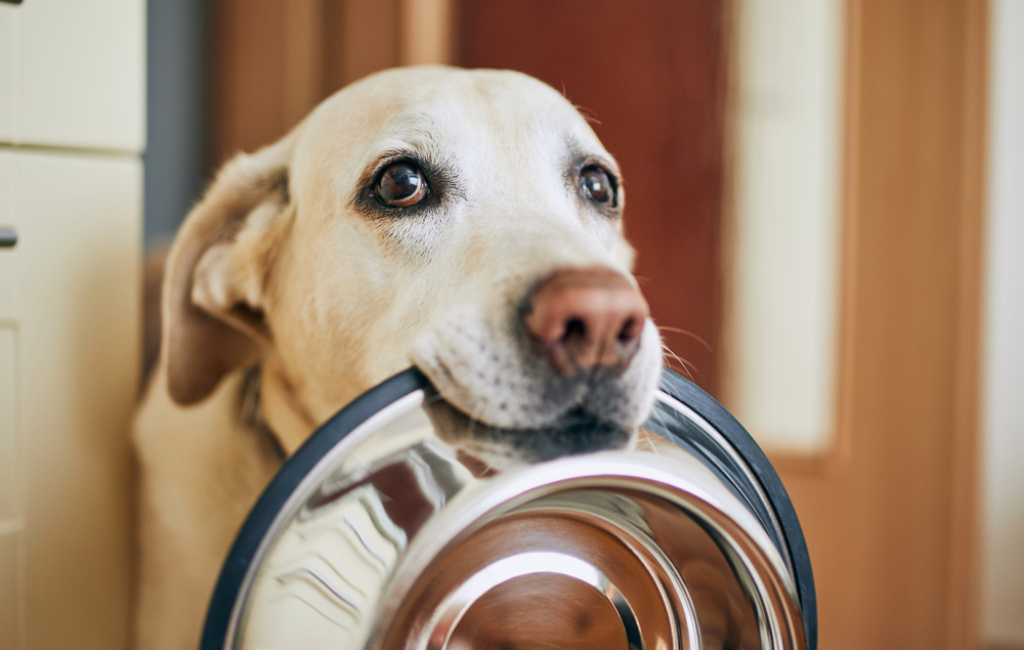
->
132 65 663 650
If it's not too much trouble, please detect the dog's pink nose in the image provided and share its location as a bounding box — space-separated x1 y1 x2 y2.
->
523 267 649 376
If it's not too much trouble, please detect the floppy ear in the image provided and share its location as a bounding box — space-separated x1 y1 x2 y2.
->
163 133 298 406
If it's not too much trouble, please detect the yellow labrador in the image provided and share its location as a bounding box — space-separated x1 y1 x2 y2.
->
133 65 663 650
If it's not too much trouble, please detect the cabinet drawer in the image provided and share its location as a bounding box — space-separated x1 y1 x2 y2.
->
0 0 145 152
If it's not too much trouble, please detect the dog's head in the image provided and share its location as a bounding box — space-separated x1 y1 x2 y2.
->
161 66 663 463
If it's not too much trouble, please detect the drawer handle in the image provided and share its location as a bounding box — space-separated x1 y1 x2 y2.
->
0 227 16 248
0 1 24 5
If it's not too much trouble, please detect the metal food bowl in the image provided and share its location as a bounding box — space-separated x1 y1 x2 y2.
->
201 368 816 650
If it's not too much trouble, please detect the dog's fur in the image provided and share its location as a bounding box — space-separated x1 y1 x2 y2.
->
133 66 663 650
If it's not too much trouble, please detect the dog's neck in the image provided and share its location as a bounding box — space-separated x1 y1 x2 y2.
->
240 363 319 458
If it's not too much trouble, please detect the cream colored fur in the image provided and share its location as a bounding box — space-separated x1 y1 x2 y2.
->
133 66 662 650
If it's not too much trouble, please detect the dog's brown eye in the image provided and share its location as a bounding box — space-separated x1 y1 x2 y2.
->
581 166 614 204
376 162 427 207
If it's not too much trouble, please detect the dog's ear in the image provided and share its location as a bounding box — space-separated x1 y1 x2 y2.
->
163 134 298 406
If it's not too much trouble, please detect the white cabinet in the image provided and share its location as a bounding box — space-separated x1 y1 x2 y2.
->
0 149 140 650
0 0 145 152
0 1 144 648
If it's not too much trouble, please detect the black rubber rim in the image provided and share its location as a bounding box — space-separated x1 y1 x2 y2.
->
200 367 816 650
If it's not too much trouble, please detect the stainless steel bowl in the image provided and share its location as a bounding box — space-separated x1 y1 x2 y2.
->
201 368 816 650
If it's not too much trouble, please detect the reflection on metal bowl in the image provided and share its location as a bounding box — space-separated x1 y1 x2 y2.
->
201 368 816 650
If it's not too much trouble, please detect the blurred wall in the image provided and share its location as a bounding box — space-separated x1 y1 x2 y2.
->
143 0 209 245
983 0 1024 646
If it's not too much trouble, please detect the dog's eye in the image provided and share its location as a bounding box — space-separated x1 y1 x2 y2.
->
376 162 427 207
581 166 614 205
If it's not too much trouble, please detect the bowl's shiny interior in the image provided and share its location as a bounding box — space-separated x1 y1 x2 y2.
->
211 376 808 650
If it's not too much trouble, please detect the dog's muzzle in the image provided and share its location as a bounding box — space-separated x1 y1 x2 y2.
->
201 368 816 650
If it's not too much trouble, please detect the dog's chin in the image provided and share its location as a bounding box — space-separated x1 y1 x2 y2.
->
424 399 635 472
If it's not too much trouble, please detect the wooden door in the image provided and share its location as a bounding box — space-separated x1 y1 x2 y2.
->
773 2 986 648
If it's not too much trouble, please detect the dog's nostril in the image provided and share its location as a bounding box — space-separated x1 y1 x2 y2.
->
618 318 636 343
563 318 586 342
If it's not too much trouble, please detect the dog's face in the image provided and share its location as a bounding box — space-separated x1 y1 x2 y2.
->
162 66 662 463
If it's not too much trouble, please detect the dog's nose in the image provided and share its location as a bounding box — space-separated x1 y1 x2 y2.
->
523 267 649 375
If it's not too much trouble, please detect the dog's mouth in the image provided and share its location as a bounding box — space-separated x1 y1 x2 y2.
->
424 398 634 468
